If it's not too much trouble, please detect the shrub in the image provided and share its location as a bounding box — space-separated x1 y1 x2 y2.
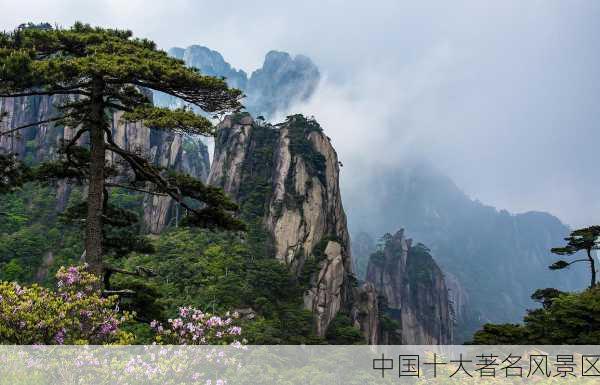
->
0 265 132 344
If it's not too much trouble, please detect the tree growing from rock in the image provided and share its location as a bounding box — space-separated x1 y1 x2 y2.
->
550 226 600 289
0 23 245 278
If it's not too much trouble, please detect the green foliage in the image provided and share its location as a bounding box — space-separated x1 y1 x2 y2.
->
283 114 326 209
0 266 133 344
285 115 325 174
122 105 213 135
299 235 340 290
531 287 564 309
550 225 600 288
60 199 154 258
379 314 401 334
0 154 31 194
1 259 24 282
219 113 279 256
406 243 438 288
376 294 403 344
0 183 83 284
551 226 600 256
325 313 365 345
110 228 321 344
470 323 528 344
0 22 242 113
369 249 386 267
471 286 600 344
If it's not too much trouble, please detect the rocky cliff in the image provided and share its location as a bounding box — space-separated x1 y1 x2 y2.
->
365 229 453 344
0 95 210 232
208 113 354 336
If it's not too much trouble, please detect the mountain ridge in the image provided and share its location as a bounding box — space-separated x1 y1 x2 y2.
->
155 45 320 119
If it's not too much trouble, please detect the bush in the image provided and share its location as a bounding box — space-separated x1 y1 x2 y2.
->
0 265 132 344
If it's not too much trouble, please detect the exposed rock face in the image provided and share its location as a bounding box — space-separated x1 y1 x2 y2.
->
0 95 210 233
208 113 353 336
0 95 65 161
365 229 453 344
159 46 320 119
351 282 380 344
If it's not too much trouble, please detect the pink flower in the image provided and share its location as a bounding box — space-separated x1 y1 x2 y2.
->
206 316 222 327
171 318 183 329
179 307 190 318
192 310 204 321
54 328 66 345
13 283 24 296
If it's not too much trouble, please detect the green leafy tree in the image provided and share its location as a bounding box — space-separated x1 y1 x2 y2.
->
471 286 600 344
550 226 600 289
0 23 244 277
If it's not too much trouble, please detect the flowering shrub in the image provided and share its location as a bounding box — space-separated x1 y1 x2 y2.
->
0 265 132 344
151 307 245 346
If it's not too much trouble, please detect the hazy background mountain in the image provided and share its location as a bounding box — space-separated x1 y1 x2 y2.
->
154 45 319 120
346 161 587 341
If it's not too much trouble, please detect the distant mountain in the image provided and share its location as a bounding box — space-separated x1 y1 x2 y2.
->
348 161 588 342
162 46 247 97
155 45 320 119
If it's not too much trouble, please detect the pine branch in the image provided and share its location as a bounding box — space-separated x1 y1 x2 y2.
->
104 101 133 112
103 133 197 214
0 113 75 137
0 89 90 98
105 182 168 196
102 289 136 296
105 266 157 278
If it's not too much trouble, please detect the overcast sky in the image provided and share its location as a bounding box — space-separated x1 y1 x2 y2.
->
2 0 599 227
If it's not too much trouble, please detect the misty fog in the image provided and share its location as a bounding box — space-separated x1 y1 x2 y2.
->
2 0 599 227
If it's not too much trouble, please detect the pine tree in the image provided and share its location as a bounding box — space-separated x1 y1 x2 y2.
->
550 226 600 289
0 23 245 277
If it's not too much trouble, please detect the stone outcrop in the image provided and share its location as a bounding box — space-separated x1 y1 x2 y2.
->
0 95 210 233
365 229 453 344
208 113 353 336
351 282 380 344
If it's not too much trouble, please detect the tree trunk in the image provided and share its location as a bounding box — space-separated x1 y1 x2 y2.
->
587 248 597 289
85 82 106 276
